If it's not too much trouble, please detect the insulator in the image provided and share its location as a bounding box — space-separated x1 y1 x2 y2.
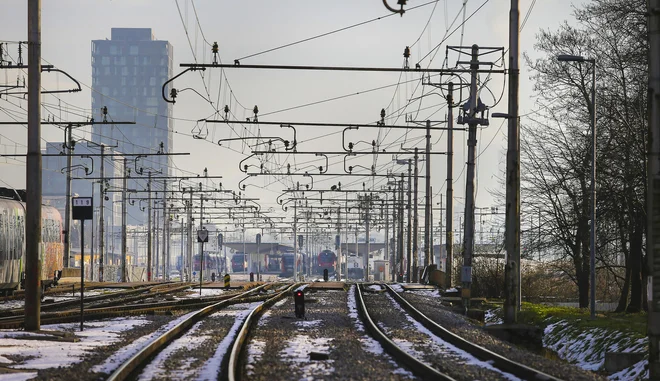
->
403 46 411 58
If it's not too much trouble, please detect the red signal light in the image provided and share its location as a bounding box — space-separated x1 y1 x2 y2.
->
296 292 302 297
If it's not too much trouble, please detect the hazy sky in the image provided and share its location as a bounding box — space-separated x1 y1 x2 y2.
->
0 0 583 236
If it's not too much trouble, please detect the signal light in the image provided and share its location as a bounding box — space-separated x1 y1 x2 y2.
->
294 290 305 318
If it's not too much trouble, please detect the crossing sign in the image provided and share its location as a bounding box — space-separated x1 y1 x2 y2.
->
197 229 209 242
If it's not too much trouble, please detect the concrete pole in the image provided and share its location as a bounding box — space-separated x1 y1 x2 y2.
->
504 0 521 324
64 124 72 268
647 1 660 377
198 192 204 280
413 149 419 282
146 173 152 281
293 202 298 281
462 45 480 308
391 190 396 282
398 174 405 282
98 145 105 282
407 160 412 282
424 121 432 268
25 0 42 331
446 83 455 288
187 191 193 281
365 197 371 281
385 200 389 274
181 218 185 281
337 206 342 280
121 159 128 282
154 206 159 278
162 180 167 281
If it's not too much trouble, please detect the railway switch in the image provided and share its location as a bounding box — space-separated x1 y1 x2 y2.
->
294 290 305 318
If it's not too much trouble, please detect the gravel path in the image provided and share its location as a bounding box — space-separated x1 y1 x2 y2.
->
363 289 516 380
399 290 607 381
243 288 416 381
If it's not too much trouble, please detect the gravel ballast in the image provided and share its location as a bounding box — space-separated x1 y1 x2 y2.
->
399 290 607 381
243 288 417 380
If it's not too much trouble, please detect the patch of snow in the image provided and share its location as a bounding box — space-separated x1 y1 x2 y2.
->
484 308 503 326
0 300 26 310
176 288 226 299
367 285 382 292
609 359 648 381
258 298 287 326
196 302 262 381
280 335 335 379
92 311 198 374
445 287 458 293
0 317 150 372
389 284 404 293
137 321 210 380
346 285 414 377
0 372 39 381
543 319 648 378
295 319 323 328
385 293 521 381
246 340 266 376
410 289 441 298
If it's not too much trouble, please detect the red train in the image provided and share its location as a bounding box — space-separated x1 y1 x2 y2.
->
0 192 64 294
315 249 336 275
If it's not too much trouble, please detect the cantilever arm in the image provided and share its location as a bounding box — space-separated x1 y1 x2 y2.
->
162 67 206 103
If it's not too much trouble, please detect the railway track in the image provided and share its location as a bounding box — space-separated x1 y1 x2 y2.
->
0 283 272 329
355 284 563 381
105 283 296 381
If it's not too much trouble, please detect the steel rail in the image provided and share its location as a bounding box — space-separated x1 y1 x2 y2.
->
354 284 454 380
106 283 271 381
383 284 562 381
227 283 298 381
0 288 267 329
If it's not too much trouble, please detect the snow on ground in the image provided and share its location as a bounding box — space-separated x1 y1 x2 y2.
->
346 285 414 377
0 372 38 381
410 289 441 298
92 310 198 374
246 340 266 376
136 320 209 381
0 288 125 311
258 298 287 327
196 302 262 381
384 293 521 381
484 308 503 326
0 299 25 311
0 316 152 380
175 288 226 299
543 319 649 380
367 285 382 292
389 284 404 293
280 335 335 379
294 319 323 328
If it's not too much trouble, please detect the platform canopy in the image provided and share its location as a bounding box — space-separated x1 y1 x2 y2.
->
223 242 294 255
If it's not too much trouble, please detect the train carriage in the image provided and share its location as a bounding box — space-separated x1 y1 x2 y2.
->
315 249 337 276
0 195 64 293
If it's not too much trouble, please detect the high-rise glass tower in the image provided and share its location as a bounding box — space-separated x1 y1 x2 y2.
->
91 28 173 225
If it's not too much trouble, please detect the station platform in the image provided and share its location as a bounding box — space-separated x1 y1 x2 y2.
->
400 284 439 291
306 282 346 290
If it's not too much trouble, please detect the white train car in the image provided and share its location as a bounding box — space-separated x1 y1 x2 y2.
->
346 255 364 280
